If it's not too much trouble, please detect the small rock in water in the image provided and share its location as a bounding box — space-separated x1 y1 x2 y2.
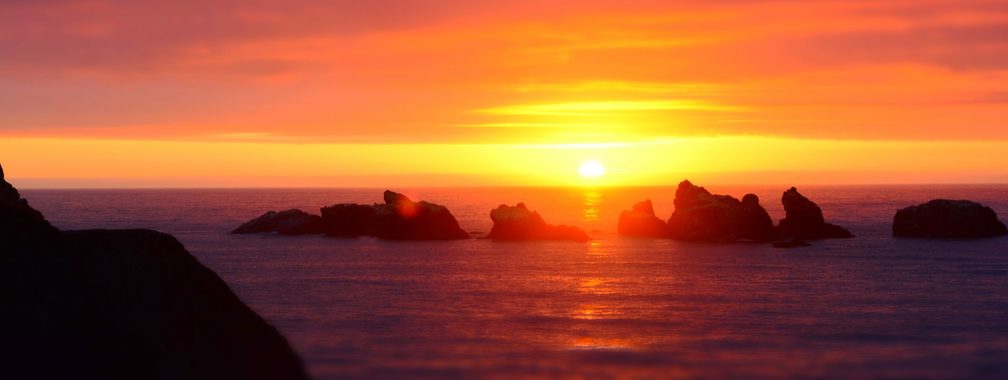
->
487 202 590 241
777 187 854 240
893 199 1007 238
617 199 669 238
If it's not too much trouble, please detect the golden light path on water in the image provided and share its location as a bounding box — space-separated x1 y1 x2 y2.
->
568 237 636 352
582 190 602 222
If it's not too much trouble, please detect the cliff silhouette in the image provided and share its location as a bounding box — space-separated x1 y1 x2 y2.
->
0 164 308 380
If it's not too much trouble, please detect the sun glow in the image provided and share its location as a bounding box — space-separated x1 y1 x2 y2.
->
579 160 606 178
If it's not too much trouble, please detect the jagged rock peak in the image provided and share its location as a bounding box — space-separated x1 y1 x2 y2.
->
778 187 853 239
384 190 412 205
617 199 669 238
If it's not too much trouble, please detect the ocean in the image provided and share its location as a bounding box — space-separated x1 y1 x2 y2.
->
21 185 1008 379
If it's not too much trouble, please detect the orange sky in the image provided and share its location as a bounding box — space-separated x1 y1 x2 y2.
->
2 0 1007 187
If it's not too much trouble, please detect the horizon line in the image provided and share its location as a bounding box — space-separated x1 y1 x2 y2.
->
16 182 1008 191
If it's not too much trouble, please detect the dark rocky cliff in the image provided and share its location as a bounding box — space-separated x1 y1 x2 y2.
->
0 164 308 380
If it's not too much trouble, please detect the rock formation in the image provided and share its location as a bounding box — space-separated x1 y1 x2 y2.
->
232 209 324 235
893 199 1007 238
0 164 59 243
777 187 853 239
0 164 308 380
665 180 777 242
617 199 669 238
372 190 469 240
237 190 468 240
740 193 778 241
487 202 590 241
320 203 379 237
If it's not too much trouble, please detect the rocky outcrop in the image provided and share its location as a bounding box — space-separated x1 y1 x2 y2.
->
372 190 469 240
665 180 777 242
0 164 308 380
232 209 324 235
320 203 379 237
0 164 59 243
237 190 468 240
487 203 590 241
617 181 853 245
617 200 669 238
777 187 853 239
893 199 1007 238
740 193 778 241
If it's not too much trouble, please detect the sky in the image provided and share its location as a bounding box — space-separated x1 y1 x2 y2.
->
2 0 1007 187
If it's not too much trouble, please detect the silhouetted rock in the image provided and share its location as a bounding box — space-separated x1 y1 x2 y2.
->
320 203 378 237
242 191 468 240
372 190 469 240
232 209 324 235
0 163 58 243
772 237 811 248
487 203 590 241
893 199 1007 238
778 187 854 239
618 200 669 238
740 193 778 241
1 164 307 380
666 180 776 242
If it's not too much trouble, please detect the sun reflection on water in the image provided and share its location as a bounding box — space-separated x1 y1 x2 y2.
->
585 240 608 257
578 277 615 295
568 337 634 351
582 190 601 222
564 238 643 352
572 303 624 320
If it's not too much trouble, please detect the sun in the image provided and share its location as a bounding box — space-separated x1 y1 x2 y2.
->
578 160 606 178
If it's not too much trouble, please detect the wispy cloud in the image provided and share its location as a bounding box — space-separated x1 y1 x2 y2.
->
507 81 728 95
477 100 745 116
454 123 584 129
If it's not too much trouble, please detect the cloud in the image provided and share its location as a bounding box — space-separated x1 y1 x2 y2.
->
1 0 1007 143
478 100 744 116
798 22 1008 71
0 0 491 75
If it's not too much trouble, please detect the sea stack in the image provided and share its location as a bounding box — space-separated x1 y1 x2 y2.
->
777 187 854 239
487 202 590 241
320 203 380 237
665 180 777 242
235 190 469 240
893 199 1007 238
372 190 470 240
0 164 308 379
617 199 669 238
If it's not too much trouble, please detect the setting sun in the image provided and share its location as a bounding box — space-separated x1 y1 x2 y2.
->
578 160 606 178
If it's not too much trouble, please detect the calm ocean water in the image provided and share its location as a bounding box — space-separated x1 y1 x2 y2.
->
21 185 1008 379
